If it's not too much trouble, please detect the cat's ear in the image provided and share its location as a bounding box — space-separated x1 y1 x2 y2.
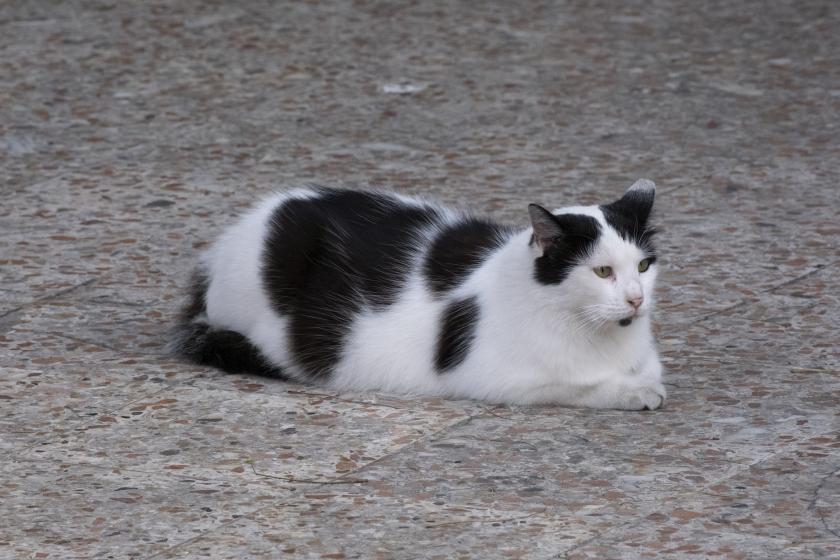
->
528 204 564 252
623 178 656 221
608 179 656 223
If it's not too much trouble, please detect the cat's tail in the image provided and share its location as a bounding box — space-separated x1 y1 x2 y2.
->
167 269 285 378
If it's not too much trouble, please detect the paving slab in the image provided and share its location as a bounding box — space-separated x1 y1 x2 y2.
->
668 269 840 369
156 492 596 560
0 330 207 453
0 458 289 560
18 382 480 484
2 0 840 558
565 451 840 559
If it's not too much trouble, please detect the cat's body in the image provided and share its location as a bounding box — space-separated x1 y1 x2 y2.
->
172 181 666 409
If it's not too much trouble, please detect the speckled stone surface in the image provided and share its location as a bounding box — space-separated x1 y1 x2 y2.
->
2 1 839 558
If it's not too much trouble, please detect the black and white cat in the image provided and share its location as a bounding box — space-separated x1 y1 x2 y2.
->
171 180 665 409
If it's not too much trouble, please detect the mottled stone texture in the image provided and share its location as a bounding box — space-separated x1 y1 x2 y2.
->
1 0 839 558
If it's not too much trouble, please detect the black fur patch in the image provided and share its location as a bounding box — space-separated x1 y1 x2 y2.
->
533 214 602 285
424 218 514 295
183 326 284 375
262 189 443 379
600 190 657 253
435 296 480 372
181 270 209 322
170 271 283 377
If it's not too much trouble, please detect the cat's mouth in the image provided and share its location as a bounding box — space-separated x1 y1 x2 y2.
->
618 309 641 327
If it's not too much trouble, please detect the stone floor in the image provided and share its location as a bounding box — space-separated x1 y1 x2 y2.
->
1 0 839 558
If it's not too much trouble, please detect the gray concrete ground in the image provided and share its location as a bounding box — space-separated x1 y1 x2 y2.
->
1 0 839 558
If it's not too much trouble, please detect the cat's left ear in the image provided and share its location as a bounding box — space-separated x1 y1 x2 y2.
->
606 179 656 223
528 203 564 252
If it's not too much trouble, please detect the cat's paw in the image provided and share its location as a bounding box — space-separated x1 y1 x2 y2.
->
621 382 666 411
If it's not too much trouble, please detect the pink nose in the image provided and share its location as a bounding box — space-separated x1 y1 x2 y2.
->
627 297 643 310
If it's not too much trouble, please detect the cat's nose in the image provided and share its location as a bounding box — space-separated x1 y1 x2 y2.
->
627 296 643 310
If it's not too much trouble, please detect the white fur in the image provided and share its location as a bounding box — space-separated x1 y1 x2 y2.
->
198 183 665 409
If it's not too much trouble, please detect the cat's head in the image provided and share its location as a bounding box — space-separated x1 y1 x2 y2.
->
528 179 658 329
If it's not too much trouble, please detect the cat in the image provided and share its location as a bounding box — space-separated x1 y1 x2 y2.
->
170 179 665 410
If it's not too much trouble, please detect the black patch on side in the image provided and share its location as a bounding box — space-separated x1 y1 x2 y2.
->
262 189 443 379
533 214 602 285
435 296 480 372
424 218 513 295
170 271 283 377
600 190 657 254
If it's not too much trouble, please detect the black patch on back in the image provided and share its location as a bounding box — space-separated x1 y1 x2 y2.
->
170 270 284 378
435 296 480 372
533 214 602 285
262 189 443 379
600 190 657 253
424 218 514 295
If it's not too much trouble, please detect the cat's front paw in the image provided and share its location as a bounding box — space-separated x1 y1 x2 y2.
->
621 382 666 411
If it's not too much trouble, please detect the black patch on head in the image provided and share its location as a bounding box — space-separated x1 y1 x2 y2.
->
170 270 284 378
531 211 602 285
435 296 480 373
262 189 443 379
424 218 514 295
600 189 657 254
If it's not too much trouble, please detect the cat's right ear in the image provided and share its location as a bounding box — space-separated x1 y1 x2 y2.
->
528 204 563 252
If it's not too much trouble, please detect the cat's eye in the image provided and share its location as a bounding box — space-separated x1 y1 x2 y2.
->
593 266 613 278
638 259 652 273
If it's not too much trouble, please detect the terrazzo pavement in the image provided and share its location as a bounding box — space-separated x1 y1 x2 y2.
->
1 1 839 558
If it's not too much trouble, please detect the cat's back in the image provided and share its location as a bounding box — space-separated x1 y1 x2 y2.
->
261 187 453 311
203 187 451 313
193 187 518 380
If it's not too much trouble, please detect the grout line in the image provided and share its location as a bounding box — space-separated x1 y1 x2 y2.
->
62 298 149 307
678 260 838 326
20 327 169 358
551 519 640 560
690 299 750 325
7 448 259 484
0 309 24 332
658 183 691 195
662 353 839 371
248 463 368 485
0 305 24 320
766 260 836 294
0 279 98 324
333 414 479 481
808 466 840 540
35 278 98 303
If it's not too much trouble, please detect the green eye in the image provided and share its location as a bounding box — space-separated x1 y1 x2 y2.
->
593 266 613 278
638 259 651 273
